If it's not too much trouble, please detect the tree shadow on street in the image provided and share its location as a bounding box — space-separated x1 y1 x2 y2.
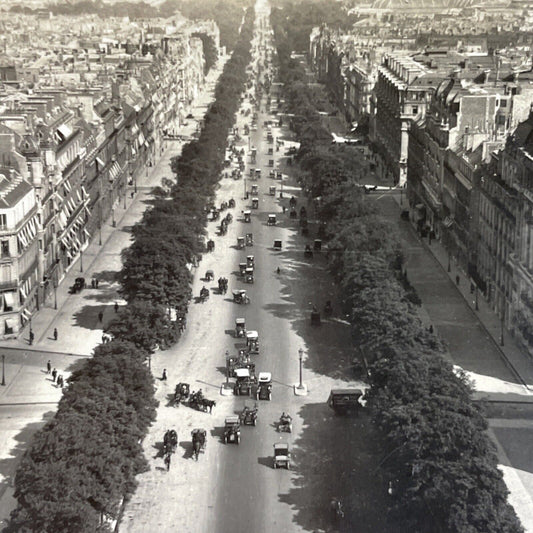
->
0 411 56 529
281 403 393 533
72 304 113 331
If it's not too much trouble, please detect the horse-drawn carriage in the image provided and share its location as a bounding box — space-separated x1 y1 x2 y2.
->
191 428 207 460
240 401 258 426
174 382 190 405
232 289 250 304
273 443 290 469
188 390 216 413
223 416 241 444
163 429 178 455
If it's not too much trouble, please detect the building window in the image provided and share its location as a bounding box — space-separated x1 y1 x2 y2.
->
412 106 418 115
1 240 9 258
0 214 6 228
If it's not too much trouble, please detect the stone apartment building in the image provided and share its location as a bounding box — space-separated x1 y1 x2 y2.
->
0 15 217 339
372 53 441 186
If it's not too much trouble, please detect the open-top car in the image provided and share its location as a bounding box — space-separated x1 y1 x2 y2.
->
223 416 241 444
232 289 250 304
227 354 255 378
239 400 258 426
234 367 256 396
273 443 290 469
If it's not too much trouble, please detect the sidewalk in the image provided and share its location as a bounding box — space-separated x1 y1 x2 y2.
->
386 188 533 397
2 55 229 358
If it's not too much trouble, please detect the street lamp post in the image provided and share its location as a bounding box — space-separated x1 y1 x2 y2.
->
298 348 303 389
53 280 57 310
80 249 83 273
475 285 479 311
1 354 5 386
447 250 451 273
500 307 505 346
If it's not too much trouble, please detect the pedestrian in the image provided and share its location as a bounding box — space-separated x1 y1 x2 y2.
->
29 330 34 346
114 302 119 313
46 360 51 374
429 324 434 334
52 368 57 382
95 278 99 289
53 328 58 341
456 275 460 286
57 375 63 388
91 278 96 289
162 369 167 381
102 332 106 343
98 311 103 322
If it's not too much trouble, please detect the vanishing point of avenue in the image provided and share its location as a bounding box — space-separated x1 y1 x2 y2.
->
0 0 533 531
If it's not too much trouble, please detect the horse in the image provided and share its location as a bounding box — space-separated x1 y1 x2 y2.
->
192 430 206 461
200 398 216 414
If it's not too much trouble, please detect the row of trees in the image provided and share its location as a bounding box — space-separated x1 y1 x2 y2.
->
7 9 255 533
271 7 523 533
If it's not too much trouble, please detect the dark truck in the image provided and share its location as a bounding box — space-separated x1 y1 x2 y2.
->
327 388 363 415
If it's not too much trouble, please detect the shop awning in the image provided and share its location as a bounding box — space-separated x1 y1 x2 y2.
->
4 292 15 307
96 157 105 167
21 309 32 320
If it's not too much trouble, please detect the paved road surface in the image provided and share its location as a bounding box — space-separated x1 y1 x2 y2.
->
120 5 371 532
